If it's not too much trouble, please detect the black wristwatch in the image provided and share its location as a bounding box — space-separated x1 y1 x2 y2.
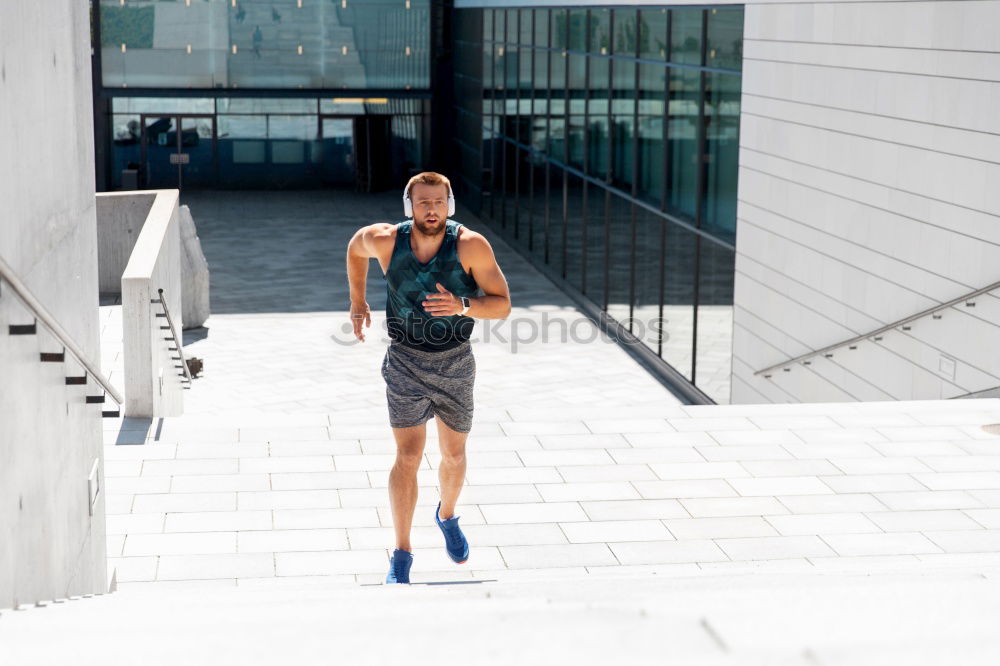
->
459 296 471 316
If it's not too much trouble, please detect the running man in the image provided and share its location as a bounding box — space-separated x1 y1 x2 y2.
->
346 172 511 584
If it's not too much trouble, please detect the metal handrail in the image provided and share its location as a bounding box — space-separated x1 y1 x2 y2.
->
0 253 124 406
756 278 1000 377
154 288 192 384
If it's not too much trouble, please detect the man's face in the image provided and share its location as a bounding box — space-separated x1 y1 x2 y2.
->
409 182 449 236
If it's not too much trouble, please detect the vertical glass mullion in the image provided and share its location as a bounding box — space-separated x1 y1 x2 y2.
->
515 10 522 240
690 9 709 384
500 13 509 230
657 10 672 357
629 8 640 329
603 11 614 313
544 9 552 266
562 17 569 280
581 11 590 295
527 9 535 252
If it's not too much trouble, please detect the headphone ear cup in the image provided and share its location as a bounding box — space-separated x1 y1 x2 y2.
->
403 195 412 218
448 195 455 217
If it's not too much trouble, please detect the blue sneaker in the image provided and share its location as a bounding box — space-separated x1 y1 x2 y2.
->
385 549 413 584
435 502 469 564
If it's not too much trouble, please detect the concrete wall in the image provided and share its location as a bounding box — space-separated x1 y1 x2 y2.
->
121 191 186 418
0 1 108 608
731 0 1000 403
96 192 157 294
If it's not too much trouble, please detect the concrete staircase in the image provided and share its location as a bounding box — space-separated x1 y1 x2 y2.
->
2 566 1000 665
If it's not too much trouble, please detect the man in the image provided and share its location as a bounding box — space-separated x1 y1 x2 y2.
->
346 172 511 584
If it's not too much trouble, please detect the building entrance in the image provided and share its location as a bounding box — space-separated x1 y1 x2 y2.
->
141 114 217 190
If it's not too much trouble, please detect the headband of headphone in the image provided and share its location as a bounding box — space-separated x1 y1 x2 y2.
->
403 180 456 218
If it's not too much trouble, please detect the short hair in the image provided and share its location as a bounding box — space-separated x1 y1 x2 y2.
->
404 171 452 198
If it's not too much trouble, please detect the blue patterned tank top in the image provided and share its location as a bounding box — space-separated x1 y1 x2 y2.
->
384 220 480 351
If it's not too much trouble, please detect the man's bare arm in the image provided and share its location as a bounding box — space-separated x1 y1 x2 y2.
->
345 223 394 341
457 233 511 320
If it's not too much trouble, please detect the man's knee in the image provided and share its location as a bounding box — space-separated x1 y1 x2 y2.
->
393 448 424 473
438 448 466 468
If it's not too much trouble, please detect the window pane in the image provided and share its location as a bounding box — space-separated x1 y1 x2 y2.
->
612 9 637 56
112 97 214 114
564 173 585 289
534 9 550 48
639 9 668 61
662 222 698 380
530 160 549 263
611 61 635 190
695 239 735 403
637 64 665 205
482 38 494 90
567 10 587 51
506 9 518 42
606 193 632 325
588 55 610 116
568 115 585 170
549 116 565 159
494 7 505 42
667 67 699 219
268 116 317 140
633 209 665 355
533 47 549 110
218 115 266 139
514 8 529 45
703 72 741 244
218 98 314 114
707 7 743 71
568 52 587 93
588 114 609 178
589 8 611 55
583 183 607 309
552 10 568 50
670 8 703 66
549 167 567 276
494 44 506 92
110 114 141 189
484 9 493 42
505 45 519 91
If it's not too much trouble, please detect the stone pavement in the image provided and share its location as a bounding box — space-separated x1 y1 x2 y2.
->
98 191 1000 590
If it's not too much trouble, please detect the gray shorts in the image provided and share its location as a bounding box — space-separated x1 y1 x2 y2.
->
381 340 476 433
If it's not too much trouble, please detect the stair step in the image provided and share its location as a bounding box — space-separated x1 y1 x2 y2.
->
9 322 37 335
86 395 106 404
66 376 87 385
102 409 120 418
40 351 65 362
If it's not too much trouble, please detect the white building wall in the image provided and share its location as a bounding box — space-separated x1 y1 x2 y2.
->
731 0 1000 403
0 1 108 608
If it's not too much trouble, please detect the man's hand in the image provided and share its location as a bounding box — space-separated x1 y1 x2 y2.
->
351 300 372 341
422 282 462 317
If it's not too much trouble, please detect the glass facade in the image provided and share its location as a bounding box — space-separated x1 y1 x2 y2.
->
453 6 743 403
108 96 426 189
95 1 432 191
98 0 429 90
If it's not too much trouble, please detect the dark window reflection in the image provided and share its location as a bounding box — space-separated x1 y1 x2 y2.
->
453 6 742 403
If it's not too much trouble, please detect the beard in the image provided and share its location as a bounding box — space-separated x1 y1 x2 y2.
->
413 217 445 238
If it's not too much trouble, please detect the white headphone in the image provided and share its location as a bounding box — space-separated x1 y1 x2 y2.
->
403 181 456 218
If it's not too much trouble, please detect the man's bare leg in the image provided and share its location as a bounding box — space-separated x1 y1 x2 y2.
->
436 418 469 520
388 423 427 552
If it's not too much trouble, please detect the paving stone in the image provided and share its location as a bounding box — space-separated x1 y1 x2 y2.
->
716 535 836 560
822 532 943 557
